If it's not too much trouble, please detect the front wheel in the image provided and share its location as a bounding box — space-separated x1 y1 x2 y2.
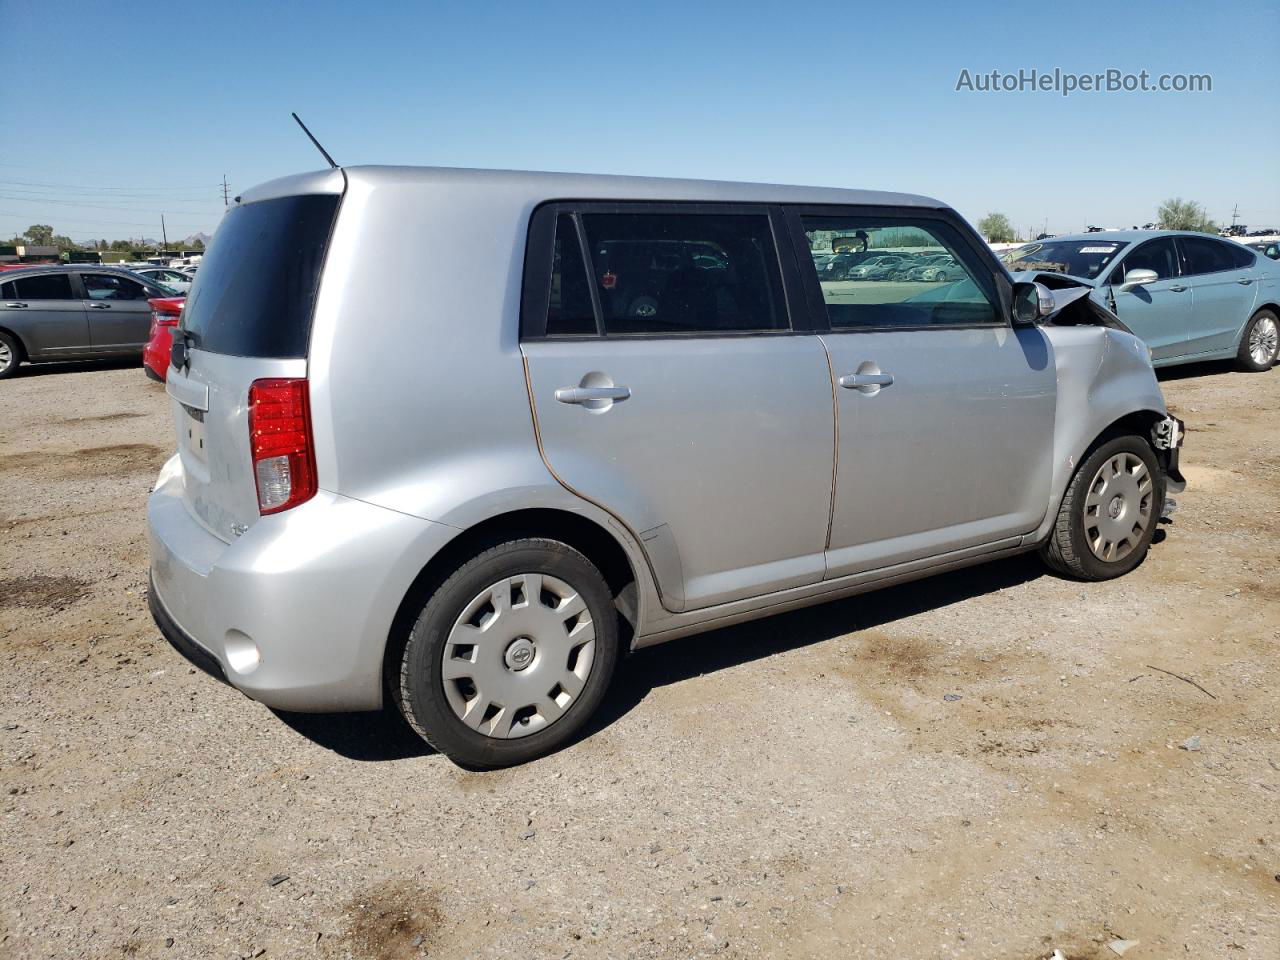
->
1238 309 1278 372
1041 435 1163 581
394 538 620 768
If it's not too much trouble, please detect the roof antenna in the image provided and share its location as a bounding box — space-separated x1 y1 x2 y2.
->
291 112 338 169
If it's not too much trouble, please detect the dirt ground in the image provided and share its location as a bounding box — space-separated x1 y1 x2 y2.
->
1 356 1277 960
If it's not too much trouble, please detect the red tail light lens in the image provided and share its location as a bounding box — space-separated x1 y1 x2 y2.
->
147 297 182 335
247 378 317 515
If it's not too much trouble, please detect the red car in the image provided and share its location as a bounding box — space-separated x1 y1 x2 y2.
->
143 297 185 381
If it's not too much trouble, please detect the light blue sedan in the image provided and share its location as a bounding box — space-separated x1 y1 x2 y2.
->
1005 231 1280 370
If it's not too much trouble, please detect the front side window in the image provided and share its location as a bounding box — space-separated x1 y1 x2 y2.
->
578 212 786 335
83 273 148 300
1112 238 1179 283
1179 236 1240 275
6 273 74 300
799 217 999 328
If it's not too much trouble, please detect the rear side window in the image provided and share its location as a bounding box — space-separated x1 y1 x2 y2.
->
6 274 74 300
182 194 339 358
579 213 786 335
1179 236 1236 275
1228 244 1256 268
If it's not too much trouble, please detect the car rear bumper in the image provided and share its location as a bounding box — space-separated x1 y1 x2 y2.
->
142 329 171 381
147 455 454 712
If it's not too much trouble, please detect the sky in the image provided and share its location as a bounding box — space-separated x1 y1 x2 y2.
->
1 0 1276 244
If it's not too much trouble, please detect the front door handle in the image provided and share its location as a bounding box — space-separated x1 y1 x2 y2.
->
1237 278 1254 285
839 372 894 389
88 302 111 309
555 385 631 405
1169 285 1188 293
4 302 28 308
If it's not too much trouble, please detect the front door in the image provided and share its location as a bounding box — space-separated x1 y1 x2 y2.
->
521 206 834 612
790 210 1057 578
80 272 154 350
1104 237 1193 362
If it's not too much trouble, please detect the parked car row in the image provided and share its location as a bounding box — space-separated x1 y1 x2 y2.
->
0 264 184 379
814 249 968 282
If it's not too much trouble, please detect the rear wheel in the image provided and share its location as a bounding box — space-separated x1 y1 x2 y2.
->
394 538 620 768
1041 435 1163 581
1238 309 1278 372
0 331 21 380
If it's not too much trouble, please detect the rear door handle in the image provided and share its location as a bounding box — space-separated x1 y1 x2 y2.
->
555 385 631 404
839 372 894 389
88 302 111 309
1237 278 1254 285
1169 285 1188 293
4 302 27 308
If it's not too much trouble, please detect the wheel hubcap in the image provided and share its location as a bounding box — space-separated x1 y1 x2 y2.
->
441 573 596 739
0 342 12 372
1249 316 1278 366
1083 452 1153 562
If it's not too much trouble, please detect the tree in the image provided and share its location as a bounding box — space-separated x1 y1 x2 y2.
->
21 224 55 246
1157 198 1217 233
977 212 1015 243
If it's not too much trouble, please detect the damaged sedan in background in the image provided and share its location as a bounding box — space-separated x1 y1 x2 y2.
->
1002 231 1280 371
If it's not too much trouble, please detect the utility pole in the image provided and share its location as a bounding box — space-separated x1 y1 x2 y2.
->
221 175 231 207
161 214 168 249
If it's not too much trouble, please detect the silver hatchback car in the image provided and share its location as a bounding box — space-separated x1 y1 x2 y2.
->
148 166 1185 767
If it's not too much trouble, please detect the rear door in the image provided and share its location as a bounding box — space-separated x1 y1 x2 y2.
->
80 272 154 349
521 204 834 612
1104 237 1192 361
0 272 90 357
1175 235 1260 356
788 208 1057 577
166 193 340 542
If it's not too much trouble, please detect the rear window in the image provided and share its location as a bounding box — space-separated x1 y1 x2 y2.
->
181 194 339 358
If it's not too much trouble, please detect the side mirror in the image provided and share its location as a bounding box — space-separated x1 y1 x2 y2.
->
1012 281 1056 325
1118 268 1158 292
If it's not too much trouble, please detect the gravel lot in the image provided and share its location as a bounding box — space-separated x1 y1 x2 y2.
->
2 357 1277 960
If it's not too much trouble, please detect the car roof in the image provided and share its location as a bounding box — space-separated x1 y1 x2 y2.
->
239 165 947 210
1019 229 1236 245
0 264 152 278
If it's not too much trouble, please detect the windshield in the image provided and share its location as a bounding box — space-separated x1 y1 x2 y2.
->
1003 239 1126 280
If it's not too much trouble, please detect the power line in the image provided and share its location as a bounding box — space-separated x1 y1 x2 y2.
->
0 178 220 194
0 209 214 229
0 188 219 206
0 193 222 215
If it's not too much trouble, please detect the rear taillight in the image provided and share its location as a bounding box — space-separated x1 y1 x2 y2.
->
247 378 317 515
147 298 182 335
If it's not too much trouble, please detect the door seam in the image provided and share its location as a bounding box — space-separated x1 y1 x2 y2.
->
519 350 677 614
817 333 839 554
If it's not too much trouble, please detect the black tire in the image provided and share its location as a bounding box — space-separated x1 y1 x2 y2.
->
0 330 22 380
1041 434 1164 581
394 538 620 769
1237 308 1279 372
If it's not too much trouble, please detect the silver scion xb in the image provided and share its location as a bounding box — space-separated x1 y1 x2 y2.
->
148 167 1186 768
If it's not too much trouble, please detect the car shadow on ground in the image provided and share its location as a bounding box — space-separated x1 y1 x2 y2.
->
276 553 1046 764
1155 359 1241 382
14 356 142 378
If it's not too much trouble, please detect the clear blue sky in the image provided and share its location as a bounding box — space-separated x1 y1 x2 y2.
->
1 0 1276 243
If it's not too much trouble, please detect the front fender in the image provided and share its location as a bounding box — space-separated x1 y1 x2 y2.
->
1029 325 1169 544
